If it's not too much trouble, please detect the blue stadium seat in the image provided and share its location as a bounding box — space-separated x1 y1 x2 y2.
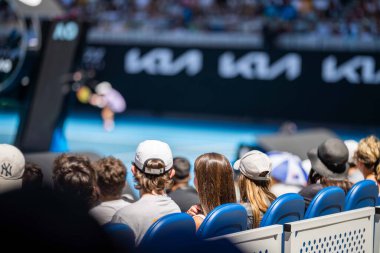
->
345 180 379 211
304 186 345 219
196 203 247 240
140 213 196 248
260 193 305 227
102 222 135 251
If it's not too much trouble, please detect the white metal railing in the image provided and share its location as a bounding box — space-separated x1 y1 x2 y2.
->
374 207 380 253
284 207 375 253
208 225 283 253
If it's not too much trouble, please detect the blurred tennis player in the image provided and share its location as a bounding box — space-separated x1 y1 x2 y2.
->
77 81 126 131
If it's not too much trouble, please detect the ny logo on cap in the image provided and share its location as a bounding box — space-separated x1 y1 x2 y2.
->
1 163 12 177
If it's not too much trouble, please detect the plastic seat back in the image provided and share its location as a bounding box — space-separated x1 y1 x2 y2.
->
102 222 135 251
260 193 305 227
140 213 196 247
305 186 345 219
345 180 378 211
196 203 247 240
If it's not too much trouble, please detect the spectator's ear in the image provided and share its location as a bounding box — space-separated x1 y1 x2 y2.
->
93 185 101 202
169 169 175 179
131 165 137 176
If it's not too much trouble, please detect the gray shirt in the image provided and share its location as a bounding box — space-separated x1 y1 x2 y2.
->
112 194 180 245
241 202 255 229
168 186 199 212
241 200 271 229
89 199 131 225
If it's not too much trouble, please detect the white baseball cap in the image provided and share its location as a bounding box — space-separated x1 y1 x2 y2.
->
0 144 25 193
134 140 173 175
233 150 272 181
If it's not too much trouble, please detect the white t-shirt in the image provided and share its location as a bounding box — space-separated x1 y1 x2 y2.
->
112 194 180 245
271 183 303 197
90 199 131 225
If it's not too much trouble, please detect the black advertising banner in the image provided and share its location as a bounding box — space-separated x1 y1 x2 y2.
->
16 20 87 152
81 44 380 124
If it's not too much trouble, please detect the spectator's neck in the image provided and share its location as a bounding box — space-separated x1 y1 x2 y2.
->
140 189 165 197
366 173 377 184
171 182 189 192
100 194 122 202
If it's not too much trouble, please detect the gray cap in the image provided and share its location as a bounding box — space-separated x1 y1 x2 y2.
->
233 150 272 181
307 138 349 180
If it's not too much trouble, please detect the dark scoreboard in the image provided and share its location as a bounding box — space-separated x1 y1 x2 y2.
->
15 20 87 152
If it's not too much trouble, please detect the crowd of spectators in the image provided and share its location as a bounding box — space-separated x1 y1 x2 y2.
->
1 134 380 249
58 0 380 40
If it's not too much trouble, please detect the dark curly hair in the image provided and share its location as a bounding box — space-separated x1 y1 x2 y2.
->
22 162 43 190
94 156 126 198
53 154 98 208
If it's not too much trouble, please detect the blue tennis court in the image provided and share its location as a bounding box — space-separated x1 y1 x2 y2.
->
1 110 379 197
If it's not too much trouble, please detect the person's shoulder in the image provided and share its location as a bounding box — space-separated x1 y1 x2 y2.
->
121 193 135 203
301 184 323 192
169 186 198 197
168 188 184 198
299 184 323 197
182 186 198 194
102 199 131 209
158 196 180 214
165 195 181 210
111 204 138 225
271 183 303 196
114 199 143 216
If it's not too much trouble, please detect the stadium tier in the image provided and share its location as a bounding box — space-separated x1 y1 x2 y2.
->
1 2 380 252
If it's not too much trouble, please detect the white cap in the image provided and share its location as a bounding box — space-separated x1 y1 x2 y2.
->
344 140 358 164
301 159 312 175
134 140 173 175
95 81 112 95
0 144 25 193
233 150 272 181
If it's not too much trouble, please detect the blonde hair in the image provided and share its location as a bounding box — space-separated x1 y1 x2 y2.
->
355 135 380 182
133 159 173 194
238 174 276 228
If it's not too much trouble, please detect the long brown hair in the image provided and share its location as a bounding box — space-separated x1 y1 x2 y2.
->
238 173 276 228
195 153 236 215
308 169 352 193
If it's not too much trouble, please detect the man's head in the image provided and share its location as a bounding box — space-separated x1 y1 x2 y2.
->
22 162 43 190
0 144 25 193
131 140 175 195
53 154 99 208
172 157 191 184
94 156 126 199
